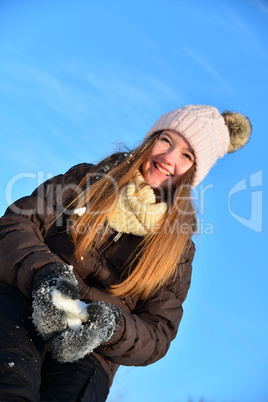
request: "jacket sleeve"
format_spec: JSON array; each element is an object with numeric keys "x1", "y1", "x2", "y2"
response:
[
  {"x1": 96, "y1": 243, "x2": 195, "y2": 367},
  {"x1": 0, "y1": 163, "x2": 92, "y2": 297}
]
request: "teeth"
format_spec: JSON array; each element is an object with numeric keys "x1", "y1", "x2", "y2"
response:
[{"x1": 155, "y1": 162, "x2": 171, "y2": 176}]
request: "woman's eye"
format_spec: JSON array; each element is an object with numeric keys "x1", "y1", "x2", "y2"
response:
[
  {"x1": 183, "y1": 153, "x2": 193, "y2": 161},
  {"x1": 161, "y1": 137, "x2": 171, "y2": 145}
]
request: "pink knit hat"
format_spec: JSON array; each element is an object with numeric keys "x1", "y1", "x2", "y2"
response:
[{"x1": 145, "y1": 105, "x2": 252, "y2": 187}]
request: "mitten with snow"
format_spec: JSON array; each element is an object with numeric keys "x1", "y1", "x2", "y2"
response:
[
  {"x1": 32, "y1": 262, "x2": 83, "y2": 341},
  {"x1": 49, "y1": 301, "x2": 122, "y2": 363}
]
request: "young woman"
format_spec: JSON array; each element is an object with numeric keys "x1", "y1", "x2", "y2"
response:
[{"x1": 0, "y1": 105, "x2": 251, "y2": 401}]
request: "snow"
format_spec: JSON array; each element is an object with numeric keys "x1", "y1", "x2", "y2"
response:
[
  {"x1": 66, "y1": 316, "x2": 84, "y2": 329},
  {"x1": 51, "y1": 289, "x2": 88, "y2": 330},
  {"x1": 73, "y1": 207, "x2": 86, "y2": 217}
]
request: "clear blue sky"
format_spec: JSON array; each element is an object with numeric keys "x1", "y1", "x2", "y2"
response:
[{"x1": 0, "y1": 1, "x2": 267, "y2": 401}]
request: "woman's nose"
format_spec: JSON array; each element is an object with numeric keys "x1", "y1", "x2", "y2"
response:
[{"x1": 162, "y1": 148, "x2": 177, "y2": 165}]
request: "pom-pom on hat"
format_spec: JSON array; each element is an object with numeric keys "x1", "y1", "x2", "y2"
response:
[{"x1": 144, "y1": 105, "x2": 252, "y2": 187}]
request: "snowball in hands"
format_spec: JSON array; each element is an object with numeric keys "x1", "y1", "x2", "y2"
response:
[
  {"x1": 49, "y1": 302, "x2": 122, "y2": 363},
  {"x1": 32, "y1": 262, "x2": 122, "y2": 363},
  {"x1": 50, "y1": 289, "x2": 88, "y2": 329}
]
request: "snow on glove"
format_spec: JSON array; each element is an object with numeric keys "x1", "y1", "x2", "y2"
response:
[
  {"x1": 32, "y1": 262, "x2": 86, "y2": 341},
  {"x1": 49, "y1": 301, "x2": 122, "y2": 363}
]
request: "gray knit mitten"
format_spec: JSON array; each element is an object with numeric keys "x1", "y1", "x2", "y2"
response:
[{"x1": 32, "y1": 263, "x2": 80, "y2": 341}]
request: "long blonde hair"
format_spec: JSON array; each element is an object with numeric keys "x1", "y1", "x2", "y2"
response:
[{"x1": 70, "y1": 133, "x2": 197, "y2": 300}]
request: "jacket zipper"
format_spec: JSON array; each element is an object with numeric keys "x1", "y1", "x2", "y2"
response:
[
  {"x1": 113, "y1": 232, "x2": 123, "y2": 242},
  {"x1": 99, "y1": 232, "x2": 123, "y2": 256}
]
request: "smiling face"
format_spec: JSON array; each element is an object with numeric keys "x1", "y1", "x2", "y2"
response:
[{"x1": 142, "y1": 130, "x2": 195, "y2": 190}]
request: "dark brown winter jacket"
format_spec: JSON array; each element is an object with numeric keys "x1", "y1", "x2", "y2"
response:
[{"x1": 0, "y1": 162, "x2": 195, "y2": 387}]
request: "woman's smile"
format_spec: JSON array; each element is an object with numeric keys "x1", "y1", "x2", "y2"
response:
[{"x1": 153, "y1": 161, "x2": 172, "y2": 177}]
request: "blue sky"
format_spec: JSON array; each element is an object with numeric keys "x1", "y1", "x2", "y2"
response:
[{"x1": 0, "y1": 1, "x2": 267, "y2": 401}]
